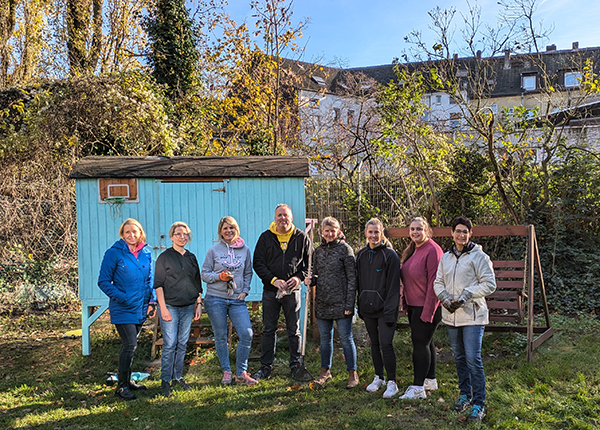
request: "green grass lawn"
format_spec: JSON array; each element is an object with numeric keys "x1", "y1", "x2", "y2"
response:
[{"x1": 0, "y1": 310, "x2": 599, "y2": 429}]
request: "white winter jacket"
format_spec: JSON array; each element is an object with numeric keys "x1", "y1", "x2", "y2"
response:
[{"x1": 433, "y1": 242, "x2": 496, "y2": 327}]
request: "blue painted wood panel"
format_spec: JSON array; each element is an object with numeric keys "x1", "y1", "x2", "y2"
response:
[
  {"x1": 155, "y1": 181, "x2": 225, "y2": 270},
  {"x1": 77, "y1": 177, "x2": 306, "y2": 303},
  {"x1": 77, "y1": 178, "x2": 159, "y2": 302},
  {"x1": 226, "y1": 178, "x2": 307, "y2": 301}
]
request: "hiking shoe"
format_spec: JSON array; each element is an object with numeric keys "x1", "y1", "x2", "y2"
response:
[
  {"x1": 161, "y1": 380, "x2": 171, "y2": 397},
  {"x1": 366, "y1": 375, "x2": 386, "y2": 392},
  {"x1": 237, "y1": 371, "x2": 258, "y2": 386},
  {"x1": 291, "y1": 364, "x2": 314, "y2": 382},
  {"x1": 453, "y1": 394, "x2": 472, "y2": 412},
  {"x1": 400, "y1": 385, "x2": 427, "y2": 399},
  {"x1": 252, "y1": 365, "x2": 272, "y2": 381},
  {"x1": 383, "y1": 380, "x2": 399, "y2": 398},
  {"x1": 221, "y1": 370, "x2": 233, "y2": 385},
  {"x1": 423, "y1": 378, "x2": 438, "y2": 391},
  {"x1": 173, "y1": 378, "x2": 191, "y2": 391},
  {"x1": 467, "y1": 405, "x2": 486, "y2": 423}
]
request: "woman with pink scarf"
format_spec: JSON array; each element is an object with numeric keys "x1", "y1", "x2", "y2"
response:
[{"x1": 201, "y1": 216, "x2": 257, "y2": 386}]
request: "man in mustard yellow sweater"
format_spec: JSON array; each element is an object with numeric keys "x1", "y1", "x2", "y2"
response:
[{"x1": 252, "y1": 204, "x2": 313, "y2": 382}]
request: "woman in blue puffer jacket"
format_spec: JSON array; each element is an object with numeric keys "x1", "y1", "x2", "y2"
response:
[{"x1": 98, "y1": 218, "x2": 155, "y2": 401}]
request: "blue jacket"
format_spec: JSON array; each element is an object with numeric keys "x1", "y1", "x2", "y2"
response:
[{"x1": 98, "y1": 239, "x2": 155, "y2": 324}]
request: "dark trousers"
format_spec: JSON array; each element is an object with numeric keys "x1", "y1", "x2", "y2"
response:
[
  {"x1": 363, "y1": 316, "x2": 397, "y2": 381},
  {"x1": 260, "y1": 289, "x2": 302, "y2": 368},
  {"x1": 407, "y1": 306, "x2": 442, "y2": 386},
  {"x1": 115, "y1": 323, "x2": 143, "y2": 374}
]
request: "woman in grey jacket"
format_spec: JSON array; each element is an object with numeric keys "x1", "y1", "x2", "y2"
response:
[
  {"x1": 201, "y1": 216, "x2": 256, "y2": 386},
  {"x1": 433, "y1": 216, "x2": 496, "y2": 423},
  {"x1": 305, "y1": 217, "x2": 358, "y2": 388}
]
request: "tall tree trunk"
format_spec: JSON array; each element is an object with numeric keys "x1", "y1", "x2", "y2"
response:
[
  {"x1": 67, "y1": 0, "x2": 102, "y2": 75},
  {"x1": 0, "y1": 0, "x2": 19, "y2": 88}
]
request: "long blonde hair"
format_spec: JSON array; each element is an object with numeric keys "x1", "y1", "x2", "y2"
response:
[
  {"x1": 401, "y1": 217, "x2": 431, "y2": 263},
  {"x1": 218, "y1": 216, "x2": 240, "y2": 242},
  {"x1": 365, "y1": 218, "x2": 391, "y2": 247}
]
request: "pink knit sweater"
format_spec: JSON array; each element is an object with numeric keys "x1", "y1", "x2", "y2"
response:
[{"x1": 400, "y1": 239, "x2": 443, "y2": 323}]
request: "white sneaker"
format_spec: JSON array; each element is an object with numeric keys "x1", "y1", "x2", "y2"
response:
[
  {"x1": 400, "y1": 385, "x2": 427, "y2": 399},
  {"x1": 383, "y1": 380, "x2": 399, "y2": 398},
  {"x1": 423, "y1": 378, "x2": 438, "y2": 391},
  {"x1": 366, "y1": 375, "x2": 386, "y2": 392}
]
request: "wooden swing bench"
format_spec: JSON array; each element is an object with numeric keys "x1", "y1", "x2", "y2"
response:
[{"x1": 389, "y1": 224, "x2": 554, "y2": 361}]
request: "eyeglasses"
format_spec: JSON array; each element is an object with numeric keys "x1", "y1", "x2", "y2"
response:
[
  {"x1": 173, "y1": 233, "x2": 189, "y2": 238},
  {"x1": 453, "y1": 229, "x2": 470, "y2": 236}
]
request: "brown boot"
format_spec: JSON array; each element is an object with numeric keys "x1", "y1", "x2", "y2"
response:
[
  {"x1": 346, "y1": 369, "x2": 359, "y2": 389},
  {"x1": 315, "y1": 367, "x2": 332, "y2": 384}
]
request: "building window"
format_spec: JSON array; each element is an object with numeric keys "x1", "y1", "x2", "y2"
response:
[
  {"x1": 436, "y1": 95, "x2": 442, "y2": 104},
  {"x1": 333, "y1": 108, "x2": 341, "y2": 122},
  {"x1": 565, "y1": 71, "x2": 581, "y2": 88},
  {"x1": 522, "y1": 74, "x2": 536, "y2": 91}
]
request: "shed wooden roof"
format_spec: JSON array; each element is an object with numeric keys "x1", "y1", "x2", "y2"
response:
[{"x1": 69, "y1": 156, "x2": 310, "y2": 179}]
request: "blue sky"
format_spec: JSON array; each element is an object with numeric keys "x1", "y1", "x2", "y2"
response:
[{"x1": 218, "y1": 0, "x2": 600, "y2": 68}]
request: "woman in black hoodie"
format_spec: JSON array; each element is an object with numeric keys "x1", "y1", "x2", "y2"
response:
[{"x1": 356, "y1": 218, "x2": 401, "y2": 399}]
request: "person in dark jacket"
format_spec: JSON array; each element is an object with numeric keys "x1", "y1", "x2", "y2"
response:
[
  {"x1": 305, "y1": 217, "x2": 358, "y2": 388},
  {"x1": 154, "y1": 221, "x2": 203, "y2": 397},
  {"x1": 98, "y1": 218, "x2": 155, "y2": 401},
  {"x1": 356, "y1": 218, "x2": 401, "y2": 399},
  {"x1": 251, "y1": 204, "x2": 314, "y2": 382}
]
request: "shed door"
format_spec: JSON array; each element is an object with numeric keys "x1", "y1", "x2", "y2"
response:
[{"x1": 155, "y1": 181, "x2": 226, "y2": 270}]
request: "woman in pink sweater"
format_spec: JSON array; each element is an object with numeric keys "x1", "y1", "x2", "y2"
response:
[{"x1": 399, "y1": 217, "x2": 444, "y2": 400}]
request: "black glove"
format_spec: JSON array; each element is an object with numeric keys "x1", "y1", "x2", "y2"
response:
[
  {"x1": 385, "y1": 321, "x2": 395, "y2": 327},
  {"x1": 448, "y1": 299, "x2": 465, "y2": 313}
]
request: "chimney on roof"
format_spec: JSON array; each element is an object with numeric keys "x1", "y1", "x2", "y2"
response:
[
  {"x1": 453, "y1": 53, "x2": 458, "y2": 61},
  {"x1": 503, "y1": 49, "x2": 511, "y2": 70},
  {"x1": 546, "y1": 44, "x2": 556, "y2": 52},
  {"x1": 476, "y1": 50, "x2": 482, "y2": 60},
  {"x1": 573, "y1": 41, "x2": 579, "y2": 50}
]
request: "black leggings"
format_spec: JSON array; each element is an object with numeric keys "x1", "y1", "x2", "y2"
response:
[
  {"x1": 407, "y1": 306, "x2": 442, "y2": 386},
  {"x1": 363, "y1": 316, "x2": 397, "y2": 381},
  {"x1": 115, "y1": 323, "x2": 143, "y2": 374}
]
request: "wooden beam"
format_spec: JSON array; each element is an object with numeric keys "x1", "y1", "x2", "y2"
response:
[{"x1": 388, "y1": 225, "x2": 528, "y2": 238}]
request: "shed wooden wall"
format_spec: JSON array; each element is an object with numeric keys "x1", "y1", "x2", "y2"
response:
[{"x1": 76, "y1": 177, "x2": 306, "y2": 303}]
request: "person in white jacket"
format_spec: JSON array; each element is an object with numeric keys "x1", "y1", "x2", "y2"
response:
[{"x1": 433, "y1": 216, "x2": 496, "y2": 424}]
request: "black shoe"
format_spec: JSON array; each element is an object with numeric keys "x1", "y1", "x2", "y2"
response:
[
  {"x1": 161, "y1": 380, "x2": 171, "y2": 397},
  {"x1": 252, "y1": 365, "x2": 272, "y2": 381},
  {"x1": 291, "y1": 365, "x2": 314, "y2": 382},
  {"x1": 173, "y1": 378, "x2": 191, "y2": 391},
  {"x1": 128, "y1": 372, "x2": 147, "y2": 390},
  {"x1": 115, "y1": 380, "x2": 136, "y2": 400},
  {"x1": 115, "y1": 372, "x2": 136, "y2": 400}
]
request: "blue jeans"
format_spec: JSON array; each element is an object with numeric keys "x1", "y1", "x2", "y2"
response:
[
  {"x1": 159, "y1": 303, "x2": 195, "y2": 382},
  {"x1": 317, "y1": 317, "x2": 357, "y2": 371},
  {"x1": 204, "y1": 295, "x2": 254, "y2": 376},
  {"x1": 260, "y1": 289, "x2": 302, "y2": 368},
  {"x1": 447, "y1": 324, "x2": 486, "y2": 407}
]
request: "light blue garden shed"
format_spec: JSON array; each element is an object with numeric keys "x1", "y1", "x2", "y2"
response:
[{"x1": 70, "y1": 156, "x2": 310, "y2": 355}]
